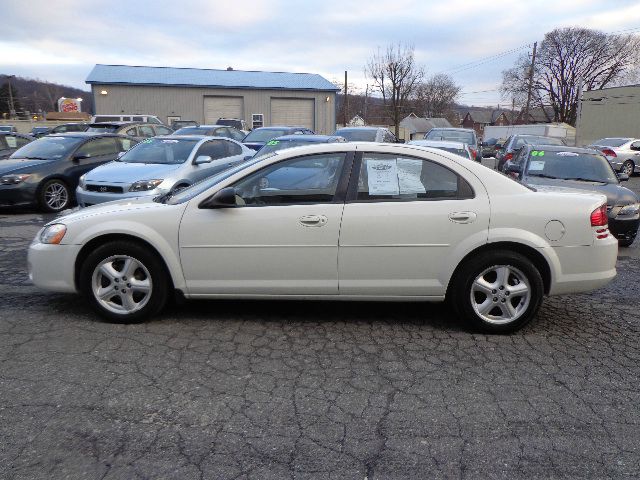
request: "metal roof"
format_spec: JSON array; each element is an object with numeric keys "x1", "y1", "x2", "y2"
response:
[{"x1": 86, "y1": 64, "x2": 339, "y2": 92}]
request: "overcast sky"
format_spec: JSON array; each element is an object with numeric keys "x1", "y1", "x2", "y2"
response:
[{"x1": 1, "y1": 0, "x2": 639, "y2": 107}]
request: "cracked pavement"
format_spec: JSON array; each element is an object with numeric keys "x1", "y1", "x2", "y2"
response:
[{"x1": 1, "y1": 177, "x2": 640, "y2": 479}]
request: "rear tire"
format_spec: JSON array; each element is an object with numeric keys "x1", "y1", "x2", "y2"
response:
[
  {"x1": 448, "y1": 250, "x2": 544, "y2": 334},
  {"x1": 622, "y1": 160, "x2": 634, "y2": 177},
  {"x1": 618, "y1": 237, "x2": 634, "y2": 248},
  {"x1": 79, "y1": 240, "x2": 169, "y2": 323}
]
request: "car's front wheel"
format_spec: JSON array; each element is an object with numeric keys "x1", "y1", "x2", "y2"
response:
[
  {"x1": 79, "y1": 240, "x2": 169, "y2": 323},
  {"x1": 39, "y1": 179, "x2": 71, "y2": 212},
  {"x1": 449, "y1": 250, "x2": 544, "y2": 333}
]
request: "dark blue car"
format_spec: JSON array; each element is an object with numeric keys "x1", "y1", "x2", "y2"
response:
[
  {"x1": 242, "y1": 126, "x2": 314, "y2": 151},
  {"x1": 254, "y1": 134, "x2": 345, "y2": 157}
]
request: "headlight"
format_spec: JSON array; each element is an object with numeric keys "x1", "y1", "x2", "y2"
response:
[
  {"x1": 1, "y1": 174, "x2": 31, "y2": 185},
  {"x1": 39, "y1": 224, "x2": 67, "y2": 244},
  {"x1": 618, "y1": 203, "x2": 640, "y2": 216},
  {"x1": 78, "y1": 174, "x2": 86, "y2": 189},
  {"x1": 129, "y1": 179, "x2": 163, "y2": 192}
]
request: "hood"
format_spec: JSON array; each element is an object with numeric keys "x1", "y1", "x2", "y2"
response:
[
  {"x1": 49, "y1": 196, "x2": 178, "y2": 226},
  {"x1": 85, "y1": 161, "x2": 182, "y2": 183},
  {"x1": 525, "y1": 176, "x2": 638, "y2": 206},
  {"x1": 0, "y1": 158, "x2": 55, "y2": 175}
]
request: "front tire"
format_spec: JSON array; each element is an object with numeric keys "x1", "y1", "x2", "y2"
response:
[
  {"x1": 39, "y1": 179, "x2": 71, "y2": 212},
  {"x1": 448, "y1": 250, "x2": 544, "y2": 333},
  {"x1": 79, "y1": 241, "x2": 169, "y2": 323}
]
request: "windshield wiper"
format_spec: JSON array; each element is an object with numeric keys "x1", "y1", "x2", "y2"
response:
[
  {"x1": 22, "y1": 156, "x2": 49, "y2": 160},
  {"x1": 527, "y1": 173, "x2": 558, "y2": 179},
  {"x1": 561, "y1": 177, "x2": 606, "y2": 183}
]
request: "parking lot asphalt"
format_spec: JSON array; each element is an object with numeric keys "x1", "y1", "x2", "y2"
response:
[{"x1": 1, "y1": 170, "x2": 640, "y2": 479}]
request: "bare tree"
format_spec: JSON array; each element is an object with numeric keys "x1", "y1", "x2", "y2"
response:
[
  {"x1": 365, "y1": 43, "x2": 424, "y2": 136},
  {"x1": 414, "y1": 74, "x2": 461, "y2": 118},
  {"x1": 501, "y1": 27, "x2": 640, "y2": 125}
]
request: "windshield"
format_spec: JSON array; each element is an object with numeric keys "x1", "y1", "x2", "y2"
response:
[
  {"x1": 334, "y1": 129, "x2": 377, "y2": 141},
  {"x1": 255, "y1": 139, "x2": 320, "y2": 157},
  {"x1": 165, "y1": 155, "x2": 270, "y2": 205},
  {"x1": 173, "y1": 127, "x2": 213, "y2": 136},
  {"x1": 87, "y1": 125, "x2": 119, "y2": 133},
  {"x1": 525, "y1": 150, "x2": 618, "y2": 183},
  {"x1": 244, "y1": 129, "x2": 291, "y2": 142},
  {"x1": 0, "y1": 126, "x2": 13, "y2": 132},
  {"x1": 426, "y1": 129, "x2": 475, "y2": 144},
  {"x1": 591, "y1": 138, "x2": 631, "y2": 147},
  {"x1": 8, "y1": 136, "x2": 81, "y2": 160},
  {"x1": 433, "y1": 147, "x2": 470, "y2": 158},
  {"x1": 120, "y1": 138, "x2": 199, "y2": 164}
]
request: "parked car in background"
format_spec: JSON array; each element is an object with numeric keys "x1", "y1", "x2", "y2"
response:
[
  {"x1": 29, "y1": 142, "x2": 618, "y2": 334},
  {"x1": 496, "y1": 134, "x2": 565, "y2": 171},
  {"x1": 172, "y1": 124, "x2": 246, "y2": 142},
  {"x1": 254, "y1": 134, "x2": 346, "y2": 157},
  {"x1": 503, "y1": 144, "x2": 639, "y2": 246},
  {"x1": 0, "y1": 125, "x2": 17, "y2": 133},
  {"x1": 76, "y1": 136, "x2": 254, "y2": 207},
  {"x1": 0, "y1": 132, "x2": 34, "y2": 159},
  {"x1": 30, "y1": 127, "x2": 52, "y2": 138},
  {"x1": 424, "y1": 128, "x2": 480, "y2": 161},
  {"x1": 170, "y1": 120, "x2": 199, "y2": 130},
  {"x1": 86, "y1": 122, "x2": 173, "y2": 141},
  {"x1": 91, "y1": 114, "x2": 163, "y2": 125},
  {"x1": 243, "y1": 126, "x2": 314, "y2": 151},
  {"x1": 588, "y1": 138, "x2": 640, "y2": 176},
  {"x1": 334, "y1": 126, "x2": 398, "y2": 143},
  {"x1": 0, "y1": 133, "x2": 136, "y2": 212},
  {"x1": 408, "y1": 140, "x2": 474, "y2": 160},
  {"x1": 216, "y1": 118, "x2": 248, "y2": 133},
  {"x1": 481, "y1": 137, "x2": 506, "y2": 158},
  {"x1": 49, "y1": 123, "x2": 90, "y2": 134}
]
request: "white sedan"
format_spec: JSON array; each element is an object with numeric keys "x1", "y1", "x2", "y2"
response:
[{"x1": 28, "y1": 143, "x2": 618, "y2": 333}]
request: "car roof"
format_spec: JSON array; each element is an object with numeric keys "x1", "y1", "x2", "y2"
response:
[
  {"x1": 272, "y1": 134, "x2": 344, "y2": 142},
  {"x1": 254, "y1": 126, "x2": 308, "y2": 130},
  {"x1": 410, "y1": 140, "x2": 467, "y2": 148},
  {"x1": 88, "y1": 121, "x2": 149, "y2": 127},
  {"x1": 48, "y1": 132, "x2": 129, "y2": 138},
  {"x1": 335, "y1": 126, "x2": 382, "y2": 131},
  {"x1": 429, "y1": 128, "x2": 474, "y2": 133},
  {"x1": 177, "y1": 125, "x2": 224, "y2": 129},
  {"x1": 0, "y1": 132, "x2": 32, "y2": 137}
]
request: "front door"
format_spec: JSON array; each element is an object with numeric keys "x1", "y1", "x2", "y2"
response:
[
  {"x1": 66, "y1": 137, "x2": 121, "y2": 185},
  {"x1": 179, "y1": 152, "x2": 351, "y2": 295},
  {"x1": 338, "y1": 151, "x2": 490, "y2": 297}
]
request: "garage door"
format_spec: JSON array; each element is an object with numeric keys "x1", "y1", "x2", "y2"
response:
[
  {"x1": 204, "y1": 96, "x2": 244, "y2": 124},
  {"x1": 271, "y1": 98, "x2": 315, "y2": 130}
]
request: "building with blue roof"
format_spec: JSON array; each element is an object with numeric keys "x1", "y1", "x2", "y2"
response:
[{"x1": 86, "y1": 64, "x2": 339, "y2": 133}]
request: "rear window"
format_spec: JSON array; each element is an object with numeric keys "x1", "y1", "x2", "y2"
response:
[
  {"x1": 514, "y1": 136, "x2": 564, "y2": 148},
  {"x1": 525, "y1": 149, "x2": 618, "y2": 183},
  {"x1": 87, "y1": 124, "x2": 119, "y2": 133},
  {"x1": 173, "y1": 127, "x2": 213, "y2": 136},
  {"x1": 244, "y1": 128, "x2": 290, "y2": 142},
  {"x1": 425, "y1": 129, "x2": 475, "y2": 145}
]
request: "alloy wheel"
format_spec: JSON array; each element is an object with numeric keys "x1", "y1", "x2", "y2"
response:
[
  {"x1": 470, "y1": 264, "x2": 531, "y2": 325},
  {"x1": 44, "y1": 182, "x2": 69, "y2": 210},
  {"x1": 91, "y1": 255, "x2": 152, "y2": 314}
]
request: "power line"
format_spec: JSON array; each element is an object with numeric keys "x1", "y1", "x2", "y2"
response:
[{"x1": 436, "y1": 44, "x2": 531, "y2": 75}]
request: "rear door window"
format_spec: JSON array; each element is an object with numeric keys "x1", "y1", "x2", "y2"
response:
[{"x1": 75, "y1": 137, "x2": 119, "y2": 157}]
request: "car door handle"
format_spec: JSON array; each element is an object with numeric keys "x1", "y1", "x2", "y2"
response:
[
  {"x1": 449, "y1": 211, "x2": 477, "y2": 224},
  {"x1": 299, "y1": 215, "x2": 328, "y2": 227}
]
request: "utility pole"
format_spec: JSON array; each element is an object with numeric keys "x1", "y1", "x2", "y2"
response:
[
  {"x1": 363, "y1": 84, "x2": 369, "y2": 125},
  {"x1": 343, "y1": 71, "x2": 348, "y2": 127},
  {"x1": 524, "y1": 42, "x2": 537, "y2": 122},
  {"x1": 4, "y1": 75, "x2": 16, "y2": 119}
]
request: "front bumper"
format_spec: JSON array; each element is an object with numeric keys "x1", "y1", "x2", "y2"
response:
[
  {"x1": 28, "y1": 241, "x2": 82, "y2": 293},
  {"x1": 76, "y1": 186, "x2": 163, "y2": 207},
  {"x1": 0, "y1": 182, "x2": 37, "y2": 207}
]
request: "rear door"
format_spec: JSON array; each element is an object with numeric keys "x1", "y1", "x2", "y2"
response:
[{"x1": 338, "y1": 150, "x2": 490, "y2": 297}]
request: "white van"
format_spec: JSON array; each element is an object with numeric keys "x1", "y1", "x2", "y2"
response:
[{"x1": 91, "y1": 114, "x2": 163, "y2": 125}]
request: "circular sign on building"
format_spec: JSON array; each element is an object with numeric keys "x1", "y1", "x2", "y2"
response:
[{"x1": 57, "y1": 97, "x2": 82, "y2": 113}]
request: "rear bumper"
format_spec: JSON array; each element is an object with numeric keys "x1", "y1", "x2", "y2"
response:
[{"x1": 546, "y1": 237, "x2": 618, "y2": 295}]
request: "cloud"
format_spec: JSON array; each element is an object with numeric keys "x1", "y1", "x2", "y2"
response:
[{"x1": 0, "y1": 0, "x2": 638, "y2": 104}]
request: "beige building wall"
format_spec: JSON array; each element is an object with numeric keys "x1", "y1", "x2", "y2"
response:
[
  {"x1": 576, "y1": 86, "x2": 640, "y2": 146},
  {"x1": 91, "y1": 84, "x2": 336, "y2": 134}
]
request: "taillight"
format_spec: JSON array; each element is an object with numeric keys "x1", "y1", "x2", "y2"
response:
[
  {"x1": 504, "y1": 152, "x2": 513, "y2": 161},
  {"x1": 601, "y1": 148, "x2": 617, "y2": 158},
  {"x1": 470, "y1": 147, "x2": 477, "y2": 158},
  {"x1": 590, "y1": 204, "x2": 608, "y2": 227}
]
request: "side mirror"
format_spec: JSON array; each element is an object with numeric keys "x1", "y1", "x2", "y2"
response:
[
  {"x1": 194, "y1": 155, "x2": 212, "y2": 165},
  {"x1": 73, "y1": 153, "x2": 90, "y2": 161},
  {"x1": 199, "y1": 187, "x2": 237, "y2": 209},
  {"x1": 617, "y1": 172, "x2": 630, "y2": 181},
  {"x1": 117, "y1": 151, "x2": 125, "y2": 159},
  {"x1": 631, "y1": 144, "x2": 640, "y2": 151}
]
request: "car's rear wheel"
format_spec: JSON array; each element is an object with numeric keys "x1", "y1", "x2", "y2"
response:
[
  {"x1": 622, "y1": 160, "x2": 634, "y2": 177},
  {"x1": 79, "y1": 241, "x2": 169, "y2": 323},
  {"x1": 449, "y1": 250, "x2": 544, "y2": 333},
  {"x1": 39, "y1": 179, "x2": 71, "y2": 212}
]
